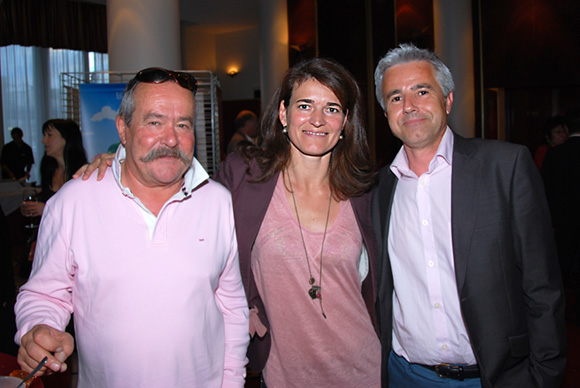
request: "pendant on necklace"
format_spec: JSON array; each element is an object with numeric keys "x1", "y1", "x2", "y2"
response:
[{"x1": 309, "y1": 285, "x2": 321, "y2": 300}]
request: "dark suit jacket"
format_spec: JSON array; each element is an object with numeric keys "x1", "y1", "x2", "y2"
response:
[
  {"x1": 372, "y1": 133, "x2": 567, "y2": 388},
  {"x1": 214, "y1": 152, "x2": 379, "y2": 372}
]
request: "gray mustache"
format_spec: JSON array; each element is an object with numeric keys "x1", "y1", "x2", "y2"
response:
[{"x1": 141, "y1": 147, "x2": 191, "y2": 164}]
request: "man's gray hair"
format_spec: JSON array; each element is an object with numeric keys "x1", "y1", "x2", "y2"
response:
[
  {"x1": 374, "y1": 43, "x2": 455, "y2": 111},
  {"x1": 117, "y1": 84, "x2": 138, "y2": 127},
  {"x1": 117, "y1": 72, "x2": 196, "y2": 127}
]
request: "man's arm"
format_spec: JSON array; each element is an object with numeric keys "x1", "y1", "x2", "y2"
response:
[
  {"x1": 1, "y1": 145, "x2": 17, "y2": 179},
  {"x1": 15, "y1": 201, "x2": 76, "y2": 375},
  {"x1": 1, "y1": 163, "x2": 15, "y2": 179},
  {"x1": 24, "y1": 163, "x2": 32, "y2": 180},
  {"x1": 511, "y1": 146, "x2": 567, "y2": 387},
  {"x1": 214, "y1": 205, "x2": 249, "y2": 388},
  {"x1": 25, "y1": 145, "x2": 34, "y2": 180}
]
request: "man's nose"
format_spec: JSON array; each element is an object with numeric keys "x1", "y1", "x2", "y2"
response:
[
  {"x1": 403, "y1": 96, "x2": 417, "y2": 113},
  {"x1": 160, "y1": 125, "x2": 178, "y2": 147}
]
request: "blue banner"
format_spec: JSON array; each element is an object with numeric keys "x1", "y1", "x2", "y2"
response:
[{"x1": 79, "y1": 83, "x2": 126, "y2": 160}]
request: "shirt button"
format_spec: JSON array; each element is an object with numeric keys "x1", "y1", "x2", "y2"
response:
[
  {"x1": 442, "y1": 344, "x2": 448, "y2": 350},
  {"x1": 422, "y1": 220, "x2": 428, "y2": 226},
  {"x1": 428, "y1": 260, "x2": 435, "y2": 267},
  {"x1": 434, "y1": 302, "x2": 440, "y2": 308}
]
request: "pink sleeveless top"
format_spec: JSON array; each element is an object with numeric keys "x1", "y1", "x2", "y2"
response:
[{"x1": 251, "y1": 175, "x2": 380, "y2": 387}]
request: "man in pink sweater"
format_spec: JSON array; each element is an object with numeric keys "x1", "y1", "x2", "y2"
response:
[{"x1": 14, "y1": 68, "x2": 249, "y2": 387}]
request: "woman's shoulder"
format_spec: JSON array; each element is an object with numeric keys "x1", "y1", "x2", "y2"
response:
[
  {"x1": 221, "y1": 152, "x2": 250, "y2": 172},
  {"x1": 213, "y1": 152, "x2": 262, "y2": 190}
]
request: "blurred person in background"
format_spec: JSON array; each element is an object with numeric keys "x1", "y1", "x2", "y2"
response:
[
  {"x1": 542, "y1": 108, "x2": 580, "y2": 294},
  {"x1": 1, "y1": 127, "x2": 34, "y2": 181},
  {"x1": 19, "y1": 119, "x2": 88, "y2": 277},
  {"x1": 534, "y1": 115, "x2": 568, "y2": 170},
  {"x1": 226, "y1": 110, "x2": 259, "y2": 154}
]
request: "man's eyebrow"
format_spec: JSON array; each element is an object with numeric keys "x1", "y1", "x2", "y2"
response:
[
  {"x1": 411, "y1": 83, "x2": 433, "y2": 91},
  {"x1": 177, "y1": 116, "x2": 194, "y2": 124},
  {"x1": 384, "y1": 89, "x2": 401, "y2": 100},
  {"x1": 384, "y1": 83, "x2": 434, "y2": 100},
  {"x1": 143, "y1": 112, "x2": 166, "y2": 121},
  {"x1": 143, "y1": 112, "x2": 193, "y2": 124}
]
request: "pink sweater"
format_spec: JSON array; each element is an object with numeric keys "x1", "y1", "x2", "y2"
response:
[{"x1": 15, "y1": 156, "x2": 249, "y2": 388}]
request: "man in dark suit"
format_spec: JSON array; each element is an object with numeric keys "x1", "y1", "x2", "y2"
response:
[{"x1": 372, "y1": 43, "x2": 566, "y2": 387}]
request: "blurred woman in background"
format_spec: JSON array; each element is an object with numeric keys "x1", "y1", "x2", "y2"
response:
[{"x1": 20, "y1": 119, "x2": 87, "y2": 276}]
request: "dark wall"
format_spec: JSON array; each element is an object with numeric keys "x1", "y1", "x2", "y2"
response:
[
  {"x1": 481, "y1": 0, "x2": 580, "y2": 89},
  {"x1": 315, "y1": 0, "x2": 400, "y2": 167},
  {"x1": 480, "y1": 0, "x2": 580, "y2": 152},
  {"x1": 289, "y1": 0, "x2": 580, "y2": 162}
]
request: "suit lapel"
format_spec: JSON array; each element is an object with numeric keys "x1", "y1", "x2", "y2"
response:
[
  {"x1": 374, "y1": 168, "x2": 398, "y2": 299},
  {"x1": 451, "y1": 135, "x2": 481, "y2": 293}
]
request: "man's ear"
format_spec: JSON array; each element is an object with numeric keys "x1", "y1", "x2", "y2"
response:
[
  {"x1": 116, "y1": 116, "x2": 128, "y2": 146},
  {"x1": 445, "y1": 91, "x2": 454, "y2": 115}
]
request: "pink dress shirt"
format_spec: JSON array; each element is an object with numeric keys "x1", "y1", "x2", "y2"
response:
[
  {"x1": 15, "y1": 150, "x2": 249, "y2": 388},
  {"x1": 388, "y1": 128, "x2": 477, "y2": 365}
]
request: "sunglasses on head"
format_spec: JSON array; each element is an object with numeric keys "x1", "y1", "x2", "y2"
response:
[{"x1": 132, "y1": 67, "x2": 198, "y2": 94}]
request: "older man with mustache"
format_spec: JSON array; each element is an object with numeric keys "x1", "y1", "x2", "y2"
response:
[{"x1": 14, "y1": 68, "x2": 249, "y2": 388}]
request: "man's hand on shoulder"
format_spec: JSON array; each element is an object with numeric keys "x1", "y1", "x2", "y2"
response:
[{"x1": 73, "y1": 152, "x2": 115, "y2": 181}]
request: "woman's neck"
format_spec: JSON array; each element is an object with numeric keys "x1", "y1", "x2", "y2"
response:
[
  {"x1": 50, "y1": 165, "x2": 65, "y2": 192},
  {"x1": 287, "y1": 150, "x2": 332, "y2": 190},
  {"x1": 55, "y1": 155, "x2": 65, "y2": 170}
]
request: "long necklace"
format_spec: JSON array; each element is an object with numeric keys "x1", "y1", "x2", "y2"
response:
[{"x1": 287, "y1": 170, "x2": 331, "y2": 319}]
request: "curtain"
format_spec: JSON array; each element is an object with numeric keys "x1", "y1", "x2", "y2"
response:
[
  {"x1": 0, "y1": 0, "x2": 108, "y2": 53},
  {"x1": 1, "y1": 45, "x2": 108, "y2": 183}
]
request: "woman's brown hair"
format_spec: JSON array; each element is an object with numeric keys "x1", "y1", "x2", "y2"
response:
[{"x1": 241, "y1": 57, "x2": 375, "y2": 199}]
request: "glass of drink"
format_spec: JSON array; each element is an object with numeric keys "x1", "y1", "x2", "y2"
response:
[
  {"x1": 22, "y1": 188, "x2": 39, "y2": 229},
  {"x1": 0, "y1": 376, "x2": 24, "y2": 388}
]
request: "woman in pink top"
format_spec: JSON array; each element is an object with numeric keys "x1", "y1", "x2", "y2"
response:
[{"x1": 215, "y1": 58, "x2": 381, "y2": 387}]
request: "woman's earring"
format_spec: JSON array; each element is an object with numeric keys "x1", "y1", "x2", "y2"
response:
[
  {"x1": 339, "y1": 130, "x2": 345, "y2": 140},
  {"x1": 282, "y1": 126, "x2": 288, "y2": 134}
]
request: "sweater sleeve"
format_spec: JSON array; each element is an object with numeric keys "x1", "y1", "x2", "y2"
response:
[
  {"x1": 215, "y1": 197, "x2": 250, "y2": 388},
  {"x1": 14, "y1": 198, "x2": 75, "y2": 343}
]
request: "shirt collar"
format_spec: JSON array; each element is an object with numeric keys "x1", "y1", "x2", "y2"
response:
[
  {"x1": 112, "y1": 145, "x2": 209, "y2": 200},
  {"x1": 390, "y1": 126, "x2": 454, "y2": 178}
]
